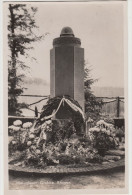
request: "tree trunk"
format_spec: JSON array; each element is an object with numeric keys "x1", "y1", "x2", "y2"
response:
[{"x1": 8, "y1": 4, "x2": 17, "y2": 115}]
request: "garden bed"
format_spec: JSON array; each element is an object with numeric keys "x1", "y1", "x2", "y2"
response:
[
  {"x1": 8, "y1": 118, "x2": 125, "y2": 172},
  {"x1": 9, "y1": 158, "x2": 125, "y2": 176}
]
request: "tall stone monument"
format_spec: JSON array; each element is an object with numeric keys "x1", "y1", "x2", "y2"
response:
[{"x1": 50, "y1": 27, "x2": 84, "y2": 117}]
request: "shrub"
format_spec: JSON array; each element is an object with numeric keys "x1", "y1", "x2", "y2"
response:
[{"x1": 89, "y1": 124, "x2": 117, "y2": 156}]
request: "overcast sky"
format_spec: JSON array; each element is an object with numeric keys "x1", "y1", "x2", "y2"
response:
[{"x1": 6, "y1": 1, "x2": 126, "y2": 90}]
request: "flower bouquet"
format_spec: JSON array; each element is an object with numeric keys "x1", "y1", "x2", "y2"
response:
[{"x1": 89, "y1": 120, "x2": 117, "y2": 156}]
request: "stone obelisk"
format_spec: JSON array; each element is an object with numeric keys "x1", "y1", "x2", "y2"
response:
[{"x1": 50, "y1": 27, "x2": 84, "y2": 111}]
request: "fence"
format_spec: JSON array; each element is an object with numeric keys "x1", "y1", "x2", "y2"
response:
[
  {"x1": 8, "y1": 95, "x2": 125, "y2": 130},
  {"x1": 97, "y1": 96, "x2": 124, "y2": 118},
  {"x1": 10, "y1": 95, "x2": 125, "y2": 118}
]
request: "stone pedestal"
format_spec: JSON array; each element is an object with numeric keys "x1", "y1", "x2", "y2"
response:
[{"x1": 50, "y1": 27, "x2": 84, "y2": 111}]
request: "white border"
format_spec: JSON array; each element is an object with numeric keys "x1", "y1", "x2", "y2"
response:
[
  {"x1": 128, "y1": 0, "x2": 132, "y2": 194},
  {"x1": 0, "y1": 0, "x2": 3, "y2": 195},
  {"x1": 1, "y1": 1, "x2": 132, "y2": 195}
]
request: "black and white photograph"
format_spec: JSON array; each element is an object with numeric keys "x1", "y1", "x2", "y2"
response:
[{"x1": 3, "y1": 0, "x2": 128, "y2": 194}]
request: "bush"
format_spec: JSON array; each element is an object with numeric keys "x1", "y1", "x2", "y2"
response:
[{"x1": 89, "y1": 125, "x2": 117, "y2": 156}]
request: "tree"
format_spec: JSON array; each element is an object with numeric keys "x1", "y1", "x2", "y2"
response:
[
  {"x1": 84, "y1": 62, "x2": 103, "y2": 120},
  {"x1": 8, "y1": 4, "x2": 46, "y2": 115}
]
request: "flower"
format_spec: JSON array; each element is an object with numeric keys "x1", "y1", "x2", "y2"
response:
[
  {"x1": 36, "y1": 149, "x2": 41, "y2": 154},
  {"x1": 23, "y1": 122, "x2": 32, "y2": 129},
  {"x1": 8, "y1": 136, "x2": 14, "y2": 144},
  {"x1": 8, "y1": 125, "x2": 15, "y2": 130},
  {"x1": 30, "y1": 145, "x2": 36, "y2": 150},
  {"x1": 12, "y1": 140, "x2": 17, "y2": 145},
  {"x1": 40, "y1": 130, "x2": 47, "y2": 140},
  {"x1": 89, "y1": 127, "x2": 100, "y2": 132},
  {"x1": 27, "y1": 141, "x2": 32, "y2": 146},
  {"x1": 96, "y1": 120, "x2": 105, "y2": 126},
  {"x1": 13, "y1": 120, "x2": 22, "y2": 126},
  {"x1": 106, "y1": 130, "x2": 111, "y2": 135},
  {"x1": 109, "y1": 125, "x2": 115, "y2": 131},
  {"x1": 41, "y1": 123, "x2": 47, "y2": 130},
  {"x1": 87, "y1": 117, "x2": 93, "y2": 123},
  {"x1": 34, "y1": 137, "x2": 39, "y2": 142},
  {"x1": 97, "y1": 120, "x2": 114, "y2": 129},
  {"x1": 46, "y1": 120, "x2": 51, "y2": 125},
  {"x1": 101, "y1": 128, "x2": 107, "y2": 133},
  {"x1": 109, "y1": 137, "x2": 113, "y2": 142},
  {"x1": 29, "y1": 134, "x2": 35, "y2": 139},
  {"x1": 14, "y1": 126, "x2": 21, "y2": 131},
  {"x1": 9, "y1": 125, "x2": 20, "y2": 131}
]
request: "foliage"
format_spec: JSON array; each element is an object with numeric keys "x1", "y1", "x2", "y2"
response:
[
  {"x1": 57, "y1": 155, "x2": 75, "y2": 165},
  {"x1": 8, "y1": 4, "x2": 46, "y2": 115},
  {"x1": 35, "y1": 95, "x2": 84, "y2": 134},
  {"x1": 9, "y1": 119, "x2": 103, "y2": 166},
  {"x1": 50, "y1": 120, "x2": 75, "y2": 143},
  {"x1": 84, "y1": 62, "x2": 103, "y2": 120},
  {"x1": 89, "y1": 122, "x2": 117, "y2": 156},
  {"x1": 115, "y1": 128, "x2": 124, "y2": 137},
  {"x1": 40, "y1": 95, "x2": 82, "y2": 118},
  {"x1": 8, "y1": 119, "x2": 121, "y2": 168},
  {"x1": 93, "y1": 132, "x2": 114, "y2": 149},
  {"x1": 103, "y1": 117, "x2": 114, "y2": 125}
]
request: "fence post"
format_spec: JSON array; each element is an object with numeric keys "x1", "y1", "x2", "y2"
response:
[
  {"x1": 35, "y1": 106, "x2": 38, "y2": 117},
  {"x1": 117, "y1": 96, "x2": 120, "y2": 117}
]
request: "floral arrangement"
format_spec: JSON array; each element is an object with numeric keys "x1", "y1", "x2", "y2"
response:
[
  {"x1": 13, "y1": 120, "x2": 22, "y2": 126},
  {"x1": 9, "y1": 125, "x2": 20, "y2": 132},
  {"x1": 9, "y1": 138, "x2": 103, "y2": 167},
  {"x1": 8, "y1": 119, "x2": 120, "y2": 167},
  {"x1": 35, "y1": 95, "x2": 85, "y2": 134},
  {"x1": 88, "y1": 120, "x2": 117, "y2": 156},
  {"x1": 22, "y1": 122, "x2": 33, "y2": 129},
  {"x1": 9, "y1": 121, "x2": 33, "y2": 153},
  {"x1": 9, "y1": 119, "x2": 104, "y2": 167}
]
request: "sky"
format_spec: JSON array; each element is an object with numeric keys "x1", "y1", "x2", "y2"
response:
[{"x1": 5, "y1": 1, "x2": 126, "y2": 93}]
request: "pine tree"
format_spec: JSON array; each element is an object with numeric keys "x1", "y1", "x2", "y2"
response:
[
  {"x1": 84, "y1": 62, "x2": 103, "y2": 120},
  {"x1": 8, "y1": 4, "x2": 45, "y2": 115}
]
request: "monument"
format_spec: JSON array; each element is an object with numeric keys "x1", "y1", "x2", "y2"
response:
[{"x1": 50, "y1": 27, "x2": 84, "y2": 119}]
